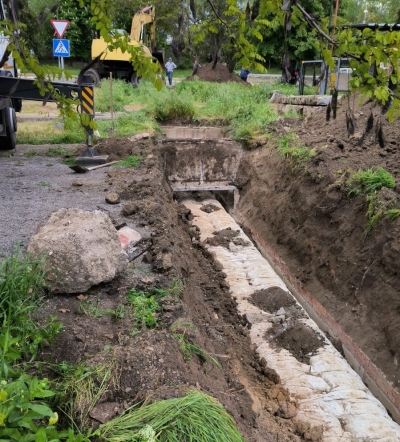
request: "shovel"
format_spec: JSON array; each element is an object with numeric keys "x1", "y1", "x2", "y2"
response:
[{"x1": 69, "y1": 160, "x2": 120, "y2": 173}]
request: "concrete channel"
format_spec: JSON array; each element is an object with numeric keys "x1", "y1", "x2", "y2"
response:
[{"x1": 161, "y1": 126, "x2": 400, "y2": 440}]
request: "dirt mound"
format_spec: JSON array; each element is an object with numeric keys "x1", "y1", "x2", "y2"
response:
[{"x1": 186, "y1": 62, "x2": 247, "y2": 84}]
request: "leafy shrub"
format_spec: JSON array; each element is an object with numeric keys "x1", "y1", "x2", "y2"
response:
[{"x1": 0, "y1": 374, "x2": 88, "y2": 441}]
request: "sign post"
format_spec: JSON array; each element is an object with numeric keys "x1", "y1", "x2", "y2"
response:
[{"x1": 50, "y1": 20, "x2": 70, "y2": 81}]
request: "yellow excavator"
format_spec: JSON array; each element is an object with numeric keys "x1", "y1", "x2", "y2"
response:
[{"x1": 88, "y1": 5, "x2": 164, "y2": 87}]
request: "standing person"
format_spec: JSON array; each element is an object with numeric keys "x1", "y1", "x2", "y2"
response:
[
  {"x1": 240, "y1": 66, "x2": 250, "y2": 82},
  {"x1": 165, "y1": 57, "x2": 177, "y2": 86}
]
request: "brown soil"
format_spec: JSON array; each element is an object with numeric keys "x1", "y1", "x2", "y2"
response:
[
  {"x1": 37, "y1": 139, "x2": 310, "y2": 441},
  {"x1": 268, "y1": 323, "x2": 325, "y2": 365},
  {"x1": 250, "y1": 287, "x2": 297, "y2": 313},
  {"x1": 186, "y1": 62, "x2": 248, "y2": 84},
  {"x1": 237, "y1": 94, "x2": 400, "y2": 391}
]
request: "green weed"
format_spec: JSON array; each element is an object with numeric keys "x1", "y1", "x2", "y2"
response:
[
  {"x1": 126, "y1": 279, "x2": 183, "y2": 332},
  {"x1": 62, "y1": 158, "x2": 77, "y2": 166},
  {"x1": 348, "y1": 167, "x2": 396, "y2": 196},
  {"x1": 151, "y1": 90, "x2": 195, "y2": 121},
  {"x1": 37, "y1": 182, "x2": 50, "y2": 187},
  {"x1": 277, "y1": 134, "x2": 316, "y2": 162},
  {"x1": 126, "y1": 289, "x2": 161, "y2": 330},
  {"x1": 23, "y1": 149, "x2": 39, "y2": 157},
  {"x1": 108, "y1": 305, "x2": 125, "y2": 320},
  {"x1": 386, "y1": 209, "x2": 400, "y2": 222},
  {"x1": 77, "y1": 298, "x2": 106, "y2": 318},
  {"x1": 95, "y1": 78, "x2": 135, "y2": 112},
  {"x1": 172, "y1": 333, "x2": 221, "y2": 368},
  {"x1": 45, "y1": 146, "x2": 70, "y2": 157}
]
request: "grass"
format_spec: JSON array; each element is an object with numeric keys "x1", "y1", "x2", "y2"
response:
[
  {"x1": 96, "y1": 391, "x2": 244, "y2": 442},
  {"x1": 113, "y1": 155, "x2": 144, "y2": 168},
  {"x1": 51, "y1": 361, "x2": 119, "y2": 430},
  {"x1": 276, "y1": 133, "x2": 316, "y2": 162},
  {"x1": 126, "y1": 279, "x2": 183, "y2": 332},
  {"x1": 18, "y1": 76, "x2": 310, "y2": 146},
  {"x1": 78, "y1": 298, "x2": 106, "y2": 318},
  {"x1": 0, "y1": 252, "x2": 62, "y2": 377},
  {"x1": 348, "y1": 167, "x2": 396, "y2": 196}
]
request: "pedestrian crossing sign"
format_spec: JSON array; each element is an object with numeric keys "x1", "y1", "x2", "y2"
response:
[{"x1": 53, "y1": 39, "x2": 70, "y2": 57}]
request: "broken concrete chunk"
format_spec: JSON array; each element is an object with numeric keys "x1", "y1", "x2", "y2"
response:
[
  {"x1": 118, "y1": 226, "x2": 142, "y2": 250},
  {"x1": 128, "y1": 132, "x2": 150, "y2": 142},
  {"x1": 276, "y1": 307, "x2": 286, "y2": 316},
  {"x1": 28, "y1": 208, "x2": 127, "y2": 294}
]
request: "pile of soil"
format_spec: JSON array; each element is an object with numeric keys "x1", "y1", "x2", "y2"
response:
[
  {"x1": 237, "y1": 93, "x2": 400, "y2": 390},
  {"x1": 186, "y1": 62, "x2": 247, "y2": 84},
  {"x1": 35, "y1": 139, "x2": 313, "y2": 442}
]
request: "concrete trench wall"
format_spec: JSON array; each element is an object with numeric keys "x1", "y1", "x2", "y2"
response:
[{"x1": 161, "y1": 130, "x2": 400, "y2": 438}]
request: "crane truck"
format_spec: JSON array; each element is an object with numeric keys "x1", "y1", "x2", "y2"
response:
[
  {"x1": 0, "y1": 0, "x2": 95, "y2": 150},
  {"x1": 87, "y1": 5, "x2": 164, "y2": 87}
]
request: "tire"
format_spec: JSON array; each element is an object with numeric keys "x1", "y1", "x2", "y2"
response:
[
  {"x1": 85, "y1": 68, "x2": 101, "y2": 87},
  {"x1": 1, "y1": 107, "x2": 17, "y2": 150},
  {"x1": 130, "y1": 71, "x2": 139, "y2": 88}
]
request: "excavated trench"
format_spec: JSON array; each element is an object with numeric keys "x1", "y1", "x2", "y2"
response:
[{"x1": 160, "y1": 127, "x2": 400, "y2": 440}]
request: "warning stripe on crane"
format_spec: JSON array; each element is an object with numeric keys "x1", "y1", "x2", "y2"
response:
[{"x1": 81, "y1": 86, "x2": 94, "y2": 115}]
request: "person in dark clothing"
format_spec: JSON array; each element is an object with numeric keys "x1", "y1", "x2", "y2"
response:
[{"x1": 240, "y1": 66, "x2": 250, "y2": 82}]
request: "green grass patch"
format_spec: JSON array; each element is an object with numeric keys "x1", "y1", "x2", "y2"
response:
[
  {"x1": 277, "y1": 134, "x2": 316, "y2": 162},
  {"x1": 95, "y1": 79, "x2": 136, "y2": 112},
  {"x1": 348, "y1": 167, "x2": 396, "y2": 196},
  {"x1": 77, "y1": 298, "x2": 106, "y2": 318},
  {"x1": 386, "y1": 209, "x2": 400, "y2": 222},
  {"x1": 0, "y1": 252, "x2": 62, "y2": 378},
  {"x1": 96, "y1": 391, "x2": 244, "y2": 442},
  {"x1": 126, "y1": 279, "x2": 183, "y2": 332},
  {"x1": 96, "y1": 112, "x2": 160, "y2": 138},
  {"x1": 113, "y1": 155, "x2": 144, "y2": 168}
]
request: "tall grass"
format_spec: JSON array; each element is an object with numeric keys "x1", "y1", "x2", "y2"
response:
[
  {"x1": 0, "y1": 252, "x2": 62, "y2": 376},
  {"x1": 97, "y1": 391, "x2": 244, "y2": 442}
]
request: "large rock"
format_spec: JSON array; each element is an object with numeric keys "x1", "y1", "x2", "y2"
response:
[{"x1": 28, "y1": 208, "x2": 128, "y2": 294}]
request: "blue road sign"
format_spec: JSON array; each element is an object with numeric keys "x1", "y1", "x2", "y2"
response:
[{"x1": 53, "y1": 39, "x2": 70, "y2": 57}]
